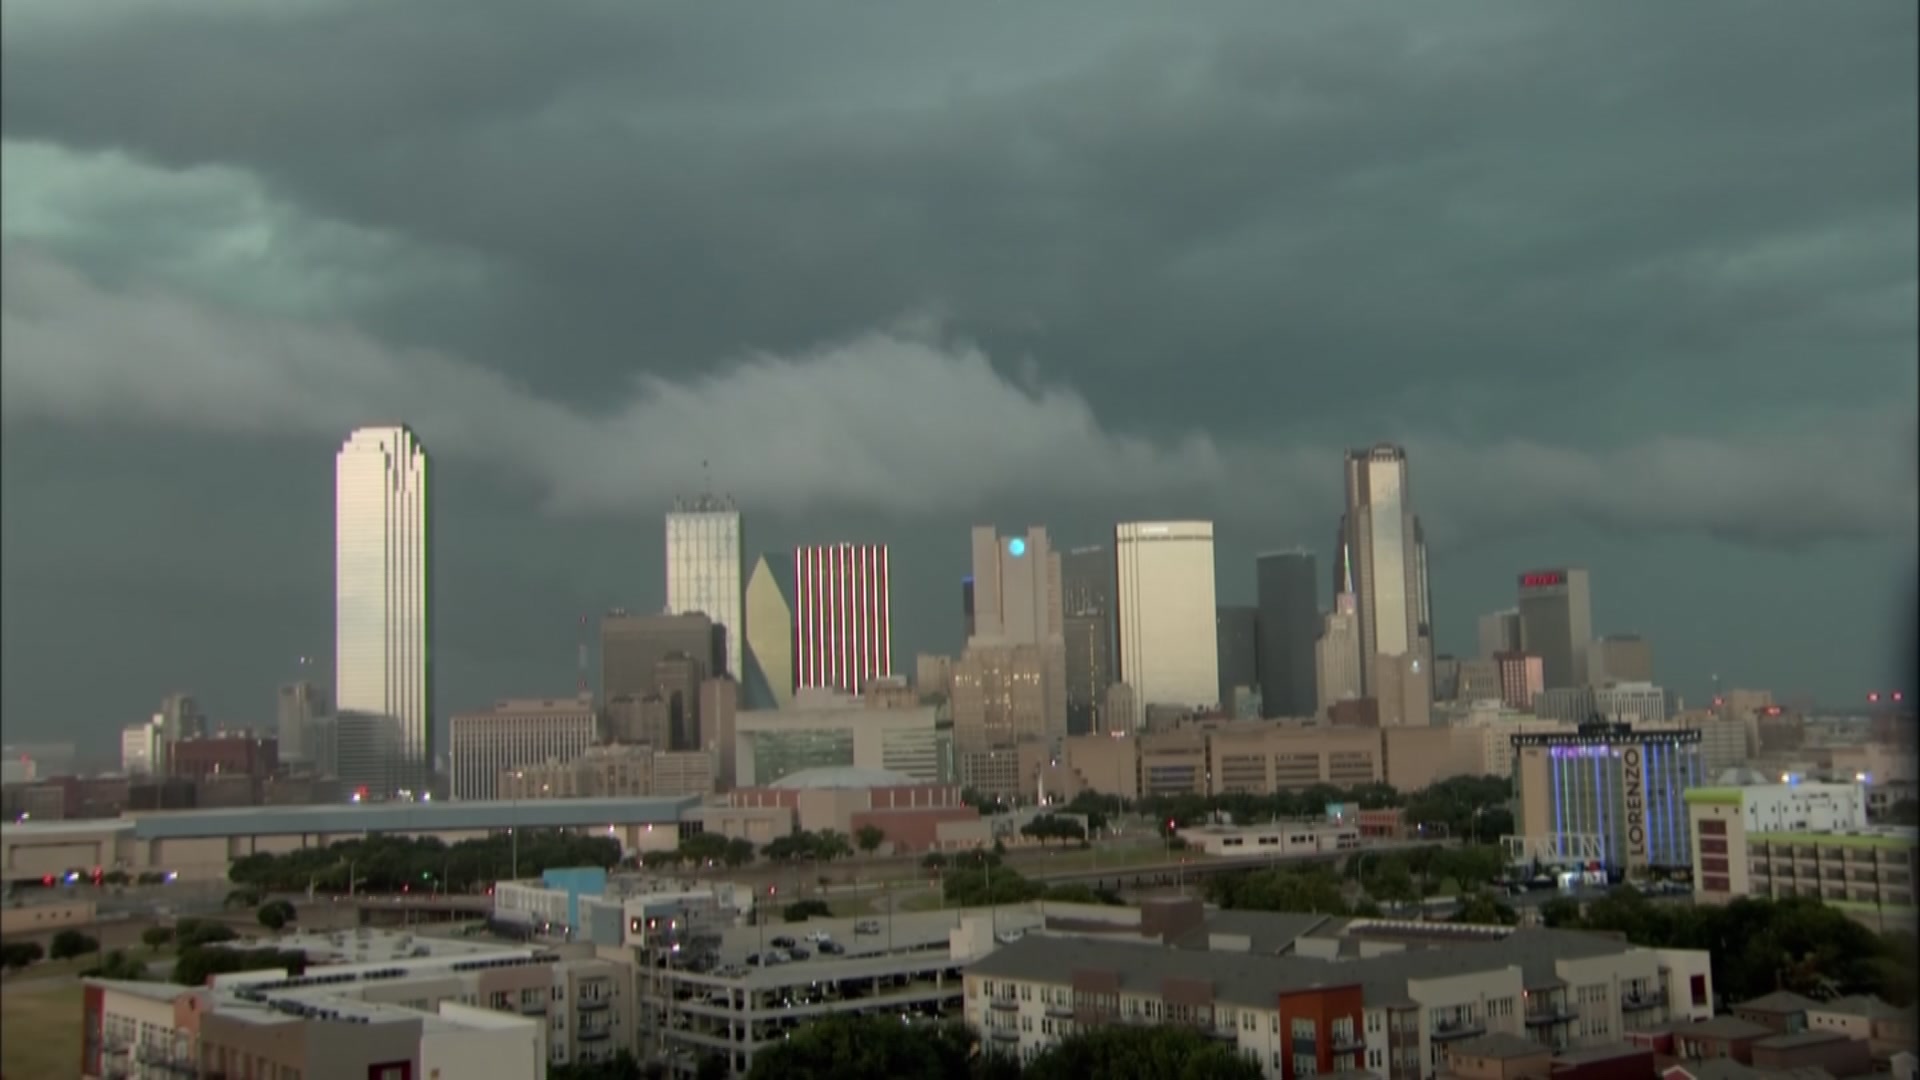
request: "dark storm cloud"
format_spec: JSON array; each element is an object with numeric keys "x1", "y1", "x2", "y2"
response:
[{"x1": 4, "y1": 1, "x2": 1912, "y2": 441}]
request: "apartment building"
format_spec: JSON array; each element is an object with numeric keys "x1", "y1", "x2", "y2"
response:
[
  {"x1": 965, "y1": 921, "x2": 1713, "y2": 1080},
  {"x1": 1684, "y1": 784, "x2": 1916, "y2": 927},
  {"x1": 81, "y1": 976, "x2": 545, "y2": 1080}
]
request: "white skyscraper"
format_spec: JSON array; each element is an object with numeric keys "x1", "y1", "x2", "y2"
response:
[
  {"x1": 1315, "y1": 592, "x2": 1363, "y2": 717},
  {"x1": 335, "y1": 426, "x2": 432, "y2": 795},
  {"x1": 666, "y1": 496, "x2": 743, "y2": 679},
  {"x1": 1114, "y1": 521, "x2": 1219, "y2": 732}
]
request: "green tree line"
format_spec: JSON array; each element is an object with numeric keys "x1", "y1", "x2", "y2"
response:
[
  {"x1": 226, "y1": 831, "x2": 622, "y2": 893},
  {"x1": 746, "y1": 1013, "x2": 1262, "y2": 1080}
]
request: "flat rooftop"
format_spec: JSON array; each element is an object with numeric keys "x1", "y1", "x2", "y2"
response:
[{"x1": 1, "y1": 795, "x2": 700, "y2": 841}]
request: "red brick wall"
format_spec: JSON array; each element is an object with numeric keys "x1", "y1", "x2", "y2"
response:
[
  {"x1": 1277, "y1": 984, "x2": 1367, "y2": 1079},
  {"x1": 849, "y1": 807, "x2": 980, "y2": 852}
]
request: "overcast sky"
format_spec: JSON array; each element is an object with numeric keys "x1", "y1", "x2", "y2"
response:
[{"x1": 3, "y1": 1, "x2": 1914, "y2": 753}]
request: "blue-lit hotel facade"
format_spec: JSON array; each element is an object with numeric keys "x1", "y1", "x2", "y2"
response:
[{"x1": 1512, "y1": 722, "x2": 1704, "y2": 873}]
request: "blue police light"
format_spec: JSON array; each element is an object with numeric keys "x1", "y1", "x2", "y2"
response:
[{"x1": 1008, "y1": 538, "x2": 1026, "y2": 557}]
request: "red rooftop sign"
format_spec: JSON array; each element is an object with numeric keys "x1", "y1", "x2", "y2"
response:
[{"x1": 1519, "y1": 571, "x2": 1565, "y2": 588}]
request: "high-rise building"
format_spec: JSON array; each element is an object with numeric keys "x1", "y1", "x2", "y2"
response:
[
  {"x1": 699, "y1": 677, "x2": 738, "y2": 790},
  {"x1": 1493, "y1": 651, "x2": 1546, "y2": 710},
  {"x1": 334, "y1": 426, "x2": 433, "y2": 795},
  {"x1": 1477, "y1": 609, "x2": 1523, "y2": 660},
  {"x1": 1215, "y1": 605, "x2": 1260, "y2": 710},
  {"x1": 157, "y1": 693, "x2": 207, "y2": 743},
  {"x1": 120, "y1": 718, "x2": 165, "y2": 777},
  {"x1": 1315, "y1": 593, "x2": 1362, "y2": 717},
  {"x1": 963, "y1": 527, "x2": 1068, "y2": 741},
  {"x1": 741, "y1": 553, "x2": 795, "y2": 710},
  {"x1": 1593, "y1": 681, "x2": 1672, "y2": 726},
  {"x1": 276, "y1": 682, "x2": 329, "y2": 765},
  {"x1": 331, "y1": 710, "x2": 402, "y2": 797},
  {"x1": 665, "y1": 496, "x2": 742, "y2": 679},
  {"x1": 1334, "y1": 445, "x2": 1432, "y2": 719},
  {"x1": 1512, "y1": 723, "x2": 1704, "y2": 872},
  {"x1": 793, "y1": 544, "x2": 892, "y2": 695},
  {"x1": 1061, "y1": 546, "x2": 1115, "y2": 735},
  {"x1": 1114, "y1": 521, "x2": 1219, "y2": 730},
  {"x1": 448, "y1": 696, "x2": 598, "y2": 801},
  {"x1": 600, "y1": 611, "x2": 716, "y2": 703},
  {"x1": 1255, "y1": 550, "x2": 1320, "y2": 719},
  {"x1": 1588, "y1": 634, "x2": 1654, "y2": 686},
  {"x1": 652, "y1": 652, "x2": 706, "y2": 750},
  {"x1": 1517, "y1": 567, "x2": 1593, "y2": 690}
]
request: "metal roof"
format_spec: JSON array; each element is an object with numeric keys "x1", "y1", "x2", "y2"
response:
[{"x1": 117, "y1": 795, "x2": 700, "y2": 840}]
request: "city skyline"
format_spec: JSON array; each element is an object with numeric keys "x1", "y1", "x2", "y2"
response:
[{"x1": 1, "y1": 3, "x2": 1914, "y2": 744}]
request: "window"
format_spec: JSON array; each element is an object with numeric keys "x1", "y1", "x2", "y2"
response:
[
  {"x1": 1698, "y1": 820, "x2": 1727, "y2": 836},
  {"x1": 1690, "y1": 975, "x2": 1709, "y2": 1007}
]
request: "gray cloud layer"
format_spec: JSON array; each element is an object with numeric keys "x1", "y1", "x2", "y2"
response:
[{"x1": 6, "y1": 244, "x2": 1910, "y2": 548}]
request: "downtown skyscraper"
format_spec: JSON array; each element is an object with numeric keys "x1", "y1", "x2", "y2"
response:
[
  {"x1": 335, "y1": 426, "x2": 432, "y2": 794},
  {"x1": 1114, "y1": 521, "x2": 1219, "y2": 731},
  {"x1": 1334, "y1": 445, "x2": 1432, "y2": 726},
  {"x1": 666, "y1": 495, "x2": 743, "y2": 679},
  {"x1": 793, "y1": 543, "x2": 892, "y2": 695}
]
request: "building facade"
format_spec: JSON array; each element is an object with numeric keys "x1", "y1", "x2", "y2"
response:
[
  {"x1": 1061, "y1": 545, "x2": 1116, "y2": 736},
  {"x1": 1494, "y1": 653, "x2": 1546, "y2": 711},
  {"x1": 335, "y1": 426, "x2": 433, "y2": 796},
  {"x1": 1217, "y1": 604, "x2": 1262, "y2": 712},
  {"x1": 449, "y1": 697, "x2": 599, "y2": 801},
  {"x1": 793, "y1": 543, "x2": 892, "y2": 695},
  {"x1": 666, "y1": 495, "x2": 743, "y2": 679},
  {"x1": 1517, "y1": 568, "x2": 1593, "y2": 691},
  {"x1": 1316, "y1": 594, "x2": 1363, "y2": 718},
  {"x1": 600, "y1": 610, "x2": 717, "y2": 704},
  {"x1": 963, "y1": 527, "x2": 1068, "y2": 741},
  {"x1": 1588, "y1": 635, "x2": 1654, "y2": 686},
  {"x1": 276, "y1": 681, "x2": 328, "y2": 766},
  {"x1": 741, "y1": 552, "x2": 795, "y2": 709},
  {"x1": 732, "y1": 695, "x2": 944, "y2": 787},
  {"x1": 1335, "y1": 445, "x2": 1432, "y2": 716},
  {"x1": 1256, "y1": 550, "x2": 1320, "y2": 720},
  {"x1": 1478, "y1": 609, "x2": 1523, "y2": 659},
  {"x1": 1115, "y1": 521, "x2": 1219, "y2": 731},
  {"x1": 1512, "y1": 724, "x2": 1704, "y2": 873},
  {"x1": 1685, "y1": 784, "x2": 1916, "y2": 926}
]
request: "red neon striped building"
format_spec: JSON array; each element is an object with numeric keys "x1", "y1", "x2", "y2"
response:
[{"x1": 793, "y1": 544, "x2": 892, "y2": 695}]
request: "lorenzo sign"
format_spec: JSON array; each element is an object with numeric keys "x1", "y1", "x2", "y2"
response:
[
  {"x1": 1519, "y1": 571, "x2": 1566, "y2": 589},
  {"x1": 1622, "y1": 746, "x2": 1646, "y2": 862}
]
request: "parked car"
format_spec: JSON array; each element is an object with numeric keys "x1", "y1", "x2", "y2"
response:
[
  {"x1": 788, "y1": 947, "x2": 811, "y2": 960},
  {"x1": 818, "y1": 941, "x2": 845, "y2": 956},
  {"x1": 771, "y1": 935, "x2": 797, "y2": 949},
  {"x1": 854, "y1": 920, "x2": 881, "y2": 935},
  {"x1": 805, "y1": 930, "x2": 834, "y2": 944}
]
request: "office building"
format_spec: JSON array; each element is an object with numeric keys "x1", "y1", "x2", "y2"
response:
[
  {"x1": 1114, "y1": 521, "x2": 1219, "y2": 730},
  {"x1": 331, "y1": 710, "x2": 403, "y2": 797},
  {"x1": 1061, "y1": 546, "x2": 1116, "y2": 735},
  {"x1": 1534, "y1": 687, "x2": 1598, "y2": 724},
  {"x1": 497, "y1": 743, "x2": 714, "y2": 800},
  {"x1": 1517, "y1": 567, "x2": 1593, "y2": 690},
  {"x1": 449, "y1": 696, "x2": 598, "y2": 801},
  {"x1": 1456, "y1": 658, "x2": 1503, "y2": 703},
  {"x1": 1478, "y1": 609, "x2": 1523, "y2": 659},
  {"x1": 1494, "y1": 652, "x2": 1546, "y2": 710},
  {"x1": 665, "y1": 495, "x2": 742, "y2": 681},
  {"x1": 1511, "y1": 723, "x2": 1704, "y2": 872},
  {"x1": 334, "y1": 426, "x2": 433, "y2": 795},
  {"x1": 793, "y1": 543, "x2": 892, "y2": 695},
  {"x1": 168, "y1": 736, "x2": 278, "y2": 782},
  {"x1": 741, "y1": 552, "x2": 795, "y2": 709},
  {"x1": 968, "y1": 916, "x2": 1714, "y2": 1079},
  {"x1": 733, "y1": 692, "x2": 944, "y2": 787},
  {"x1": 1216, "y1": 604, "x2": 1261, "y2": 712},
  {"x1": 600, "y1": 610, "x2": 716, "y2": 703},
  {"x1": 651, "y1": 652, "x2": 707, "y2": 750},
  {"x1": 1315, "y1": 593, "x2": 1362, "y2": 717},
  {"x1": 1593, "y1": 681, "x2": 1672, "y2": 726},
  {"x1": 1255, "y1": 549, "x2": 1320, "y2": 719},
  {"x1": 276, "y1": 682, "x2": 328, "y2": 765},
  {"x1": 963, "y1": 527, "x2": 1068, "y2": 739},
  {"x1": 1685, "y1": 783, "x2": 1913, "y2": 925},
  {"x1": 119, "y1": 718, "x2": 166, "y2": 778},
  {"x1": 1588, "y1": 634, "x2": 1654, "y2": 686},
  {"x1": 1334, "y1": 444, "x2": 1433, "y2": 718},
  {"x1": 157, "y1": 693, "x2": 207, "y2": 743},
  {"x1": 699, "y1": 677, "x2": 739, "y2": 789},
  {"x1": 1674, "y1": 709, "x2": 1752, "y2": 776},
  {"x1": 950, "y1": 644, "x2": 1057, "y2": 752}
]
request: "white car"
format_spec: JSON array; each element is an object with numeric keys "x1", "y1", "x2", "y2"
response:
[
  {"x1": 805, "y1": 930, "x2": 833, "y2": 944},
  {"x1": 995, "y1": 930, "x2": 1024, "y2": 945}
]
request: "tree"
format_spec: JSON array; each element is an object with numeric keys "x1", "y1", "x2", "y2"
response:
[
  {"x1": 141, "y1": 926, "x2": 175, "y2": 950},
  {"x1": 225, "y1": 887, "x2": 263, "y2": 909},
  {"x1": 744, "y1": 1014, "x2": 1010, "y2": 1080},
  {"x1": 0, "y1": 941, "x2": 44, "y2": 970},
  {"x1": 50, "y1": 929, "x2": 100, "y2": 961},
  {"x1": 922, "y1": 852, "x2": 949, "y2": 870},
  {"x1": 258, "y1": 899, "x2": 298, "y2": 931},
  {"x1": 1452, "y1": 890, "x2": 1519, "y2": 927},
  {"x1": 82, "y1": 949, "x2": 148, "y2": 981},
  {"x1": 855, "y1": 825, "x2": 887, "y2": 857},
  {"x1": 173, "y1": 946, "x2": 307, "y2": 987},
  {"x1": 783, "y1": 899, "x2": 832, "y2": 923},
  {"x1": 1024, "y1": 1023, "x2": 1265, "y2": 1080},
  {"x1": 723, "y1": 838, "x2": 757, "y2": 868},
  {"x1": 174, "y1": 919, "x2": 238, "y2": 949}
]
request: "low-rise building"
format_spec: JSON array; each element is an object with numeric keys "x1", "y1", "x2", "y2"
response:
[
  {"x1": 1684, "y1": 785, "x2": 1916, "y2": 927},
  {"x1": 1175, "y1": 822, "x2": 1361, "y2": 858},
  {"x1": 1809, "y1": 996, "x2": 1919, "y2": 1065}
]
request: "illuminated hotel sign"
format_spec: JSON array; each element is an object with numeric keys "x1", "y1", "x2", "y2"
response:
[
  {"x1": 1623, "y1": 745, "x2": 1647, "y2": 863},
  {"x1": 1519, "y1": 571, "x2": 1566, "y2": 589}
]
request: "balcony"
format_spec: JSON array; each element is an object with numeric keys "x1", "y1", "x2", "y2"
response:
[
  {"x1": 1431, "y1": 1018, "x2": 1486, "y2": 1041},
  {"x1": 1622, "y1": 990, "x2": 1667, "y2": 1012},
  {"x1": 1332, "y1": 1033, "x2": 1367, "y2": 1053},
  {"x1": 990, "y1": 998, "x2": 1018, "y2": 1012},
  {"x1": 1044, "y1": 1005, "x2": 1074, "y2": 1020},
  {"x1": 578, "y1": 1028, "x2": 612, "y2": 1042},
  {"x1": 521, "y1": 999, "x2": 549, "y2": 1015},
  {"x1": 990, "y1": 1028, "x2": 1020, "y2": 1043},
  {"x1": 1525, "y1": 1005, "x2": 1580, "y2": 1026},
  {"x1": 578, "y1": 996, "x2": 611, "y2": 1012}
]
